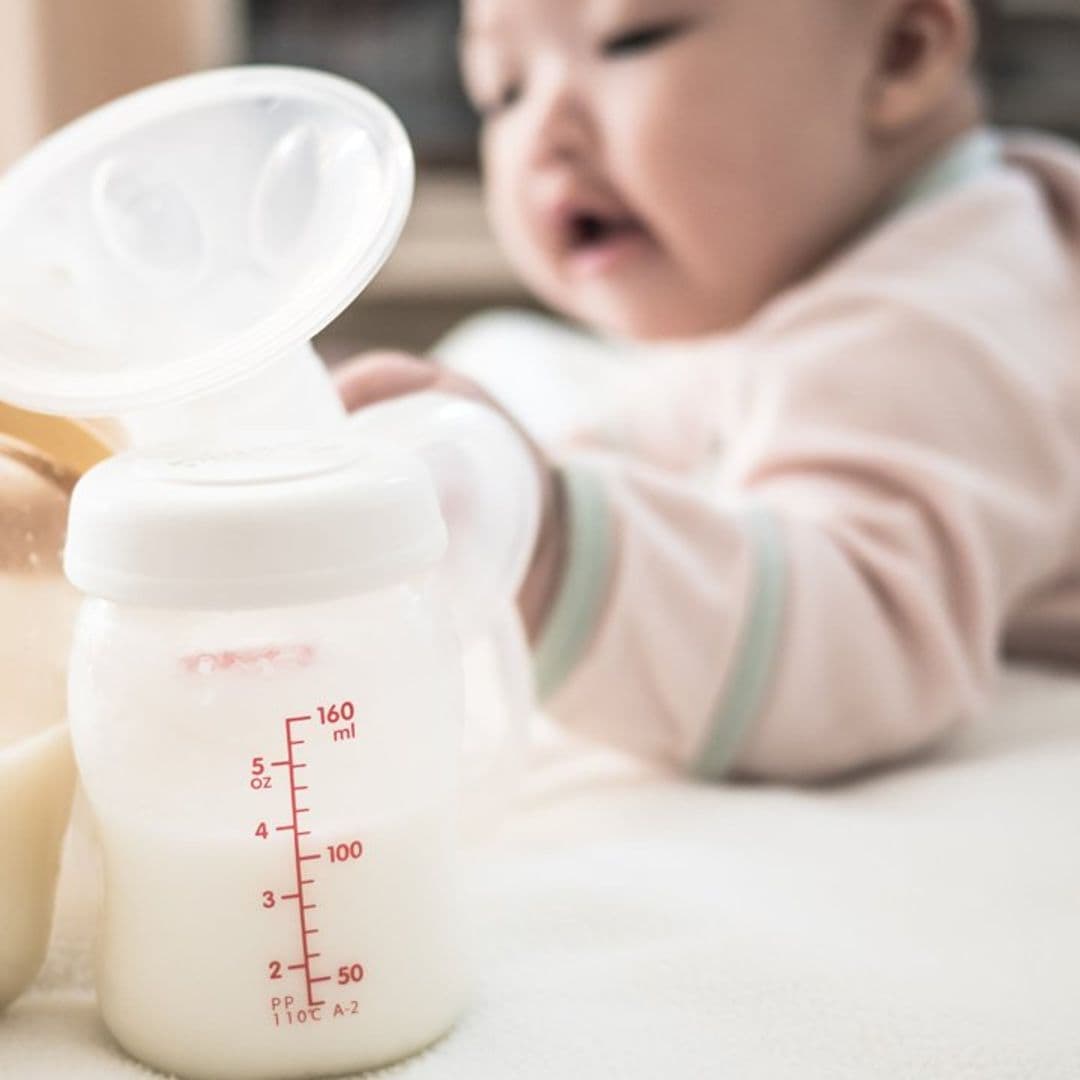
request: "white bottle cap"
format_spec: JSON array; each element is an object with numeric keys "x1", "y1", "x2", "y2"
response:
[{"x1": 63, "y1": 438, "x2": 447, "y2": 608}]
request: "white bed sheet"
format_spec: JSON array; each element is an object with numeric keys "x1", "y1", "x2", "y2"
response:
[{"x1": 4, "y1": 664, "x2": 1080, "y2": 1079}]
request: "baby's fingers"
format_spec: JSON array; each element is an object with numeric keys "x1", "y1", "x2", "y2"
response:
[{"x1": 334, "y1": 351, "x2": 440, "y2": 412}]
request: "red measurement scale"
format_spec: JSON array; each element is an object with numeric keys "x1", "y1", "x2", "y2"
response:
[
  {"x1": 276, "y1": 714, "x2": 329, "y2": 1008},
  {"x1": 252, "y1": 701, "x2": 365, "y2": 1026}
]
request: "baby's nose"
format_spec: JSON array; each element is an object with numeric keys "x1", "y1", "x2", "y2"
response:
[{"x1": 528, "y1": 72, "x2": 599, "y2": 170}]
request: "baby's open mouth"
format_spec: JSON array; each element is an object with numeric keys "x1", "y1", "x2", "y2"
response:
[
  {"x1": 558, "y1": 206, "x2": 653, "y2": 277},
  {"x1": 568, "y1": 211, "x2": 647, "y2": 252}
]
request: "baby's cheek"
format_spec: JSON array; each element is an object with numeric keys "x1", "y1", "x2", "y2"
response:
[
  {"x1": 487, "y1": 189, "x2": 564, "y2": 314},
  {"x1": 605, "y1": 69, "x2": 680, "y2": 170},
  {"x1": 481, "y1": 147, "x2": 529, "y2": 261},
  {"x1": 608, "y1": 69, "x2": 721, "y2": 230}
]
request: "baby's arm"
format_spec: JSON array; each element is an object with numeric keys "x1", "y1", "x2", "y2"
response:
[
  {"x1": 537, "y1": 298, "x2": 1073, "y2": 782},
  {"x1": 336, "y1": 295, "x2": 1072, "y2": 783}
]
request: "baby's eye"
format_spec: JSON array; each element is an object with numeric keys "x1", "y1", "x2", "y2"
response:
[
  {"x1": 600, "y1": 18, "x2": 693, "y2": 59},
  {"x1": 478, "y1": 81, "x2": 523, "y2": 120}
]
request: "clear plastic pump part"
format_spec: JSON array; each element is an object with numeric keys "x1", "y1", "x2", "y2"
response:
[{"x1": 0, "y1": 67, "x2": 413, "y2": 416}]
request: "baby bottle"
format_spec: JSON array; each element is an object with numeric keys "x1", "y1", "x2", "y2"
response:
[
  {"x1": 65, "y1": 437, "x2": 467, "y2": 1079},
  {"x1": 0, "y1": 68, "x2": 539, "y2": 1068}
]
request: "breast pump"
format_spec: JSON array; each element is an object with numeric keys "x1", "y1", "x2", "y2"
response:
[{"x1": 0, "y1": 68, "x2": 538, "y2": 1077}]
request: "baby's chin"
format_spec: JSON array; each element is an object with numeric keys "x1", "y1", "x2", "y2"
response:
[
  {"x1": 514, "y1": 243, "x2": 759, "y2": 342},
  {"x1": 559, "y1": 281, "x2": 751, "y2": 344}
]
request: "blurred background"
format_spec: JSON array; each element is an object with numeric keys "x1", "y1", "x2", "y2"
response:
[{"x1": 0, "y1": 0, "x2": 1077, "y2": 359}]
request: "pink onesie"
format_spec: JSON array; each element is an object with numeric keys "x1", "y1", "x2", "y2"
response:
[{"x1": 534, "y1": 130, "x2": 1080, "y2": 781}]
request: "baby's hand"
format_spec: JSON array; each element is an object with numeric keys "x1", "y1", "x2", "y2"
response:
[
  {"x1": 336, "y1": 350, "x2": 471, "y2": 412},
  {"x1": 335, "y1": 352, "x2": 565, "y2": 639}
]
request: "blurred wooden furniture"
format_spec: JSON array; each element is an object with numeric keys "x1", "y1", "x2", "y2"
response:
[{"x1": 0, "y1": 0, "x2": 240, "y2": 169}]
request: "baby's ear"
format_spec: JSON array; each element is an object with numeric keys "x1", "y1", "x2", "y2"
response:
[{"x1": 864, "y1": 0, "x2": 978, "y2": 137}]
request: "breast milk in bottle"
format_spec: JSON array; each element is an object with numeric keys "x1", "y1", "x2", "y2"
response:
[{"x1": 64, "y1": 440, "x2": 467, "y2": 1080}]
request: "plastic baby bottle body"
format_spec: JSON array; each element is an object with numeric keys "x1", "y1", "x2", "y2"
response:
[{"x1": 68, "y1": 584, "x2": 466, "y2": 1080}]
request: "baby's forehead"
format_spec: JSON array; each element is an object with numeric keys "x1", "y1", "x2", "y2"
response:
[
  {"x1": 462, "y1": 0, "x2": 550, "y2": 32},
  {"x1": 464, "y1": 0, "x2": 876, "y2": 27},
  {"x1": 463, "y1": 0, "x2": 877, "y2": 49},
  {"x1": 463, "y1": 0, "x2": 703, "y2": 33}
]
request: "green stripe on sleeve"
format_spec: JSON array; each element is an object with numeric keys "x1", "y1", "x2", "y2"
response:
[
  {"x1": 694, "y1": 507, "x2": 787, "y2": 779},
  {"x1": 533, "y1": 465, "x2": 614, "y2": 703}
]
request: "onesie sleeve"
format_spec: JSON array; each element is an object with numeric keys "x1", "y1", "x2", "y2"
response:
[{"x1": 533, "y1": 297, "x2": 1074, "y2": 781}]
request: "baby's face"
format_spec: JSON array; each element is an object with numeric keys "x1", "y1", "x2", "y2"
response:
[{"x1": 462, "y1": 0, "x2": 882, "y2": 339}]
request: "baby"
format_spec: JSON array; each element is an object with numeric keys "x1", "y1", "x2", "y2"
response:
[{"x1": 337, "y1": 0, "x2": 1080, "y2": 781}]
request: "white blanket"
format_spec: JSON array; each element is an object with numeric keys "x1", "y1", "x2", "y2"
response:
[{"x1": 4, "y1": 663, "x2": 1080, "y2": 1079}]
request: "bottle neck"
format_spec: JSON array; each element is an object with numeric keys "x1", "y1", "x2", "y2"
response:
[{"x1": 116, "y1": 341, "x2": 346, "y2": 452}]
